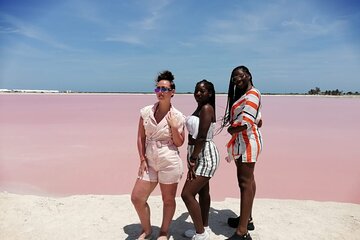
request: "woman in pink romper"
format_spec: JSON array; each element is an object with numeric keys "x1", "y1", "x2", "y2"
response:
[{"x1": 131, "y1": 70, "x2": 185, "y2": 240}]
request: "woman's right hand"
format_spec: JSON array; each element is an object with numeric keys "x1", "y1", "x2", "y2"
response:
[
  {"x1": 187, "y1": 165, "x2": 196, "y2": 181},
  {"x1": 138, "y1": 159, "x2": 148, "y2": 178}
]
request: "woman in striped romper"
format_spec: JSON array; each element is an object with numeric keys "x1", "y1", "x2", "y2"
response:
[
  {"x1": 181, "y1": 80, "x2": 220, "y2": 240},
  {"x1": 221, "y1": 66, "x2": 263, "y2": 240}
]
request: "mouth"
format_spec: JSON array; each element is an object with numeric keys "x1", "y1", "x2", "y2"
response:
[
  {"x1": 235, "y1": 80, "x2": 244, "y2": 87},
  {"x1": 195, "y1": 95, "x2": 202, "y2": 101}
]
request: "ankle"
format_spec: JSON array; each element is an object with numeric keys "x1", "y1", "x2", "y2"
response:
[
  {"x1": 158, "y1": 230, "x2": 168, "y2": 236},
  {"x1": 236, "y1": 230, "x2": 248, "y2": 236}
]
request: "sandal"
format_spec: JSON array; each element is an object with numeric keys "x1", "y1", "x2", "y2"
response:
[
  {"x1": 137, "y1": 232, "x2": 152, "y2": 240},
  {"x1": 227, "y1": 217, "x2": 255, "y2": 230},
  {"x1": 226, "y1": 232, "x2": 252, "y2": 240}
]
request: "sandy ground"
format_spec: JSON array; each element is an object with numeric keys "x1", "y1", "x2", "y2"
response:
[{"x1": 1, "y1": 192, "x2": 359, "y2": 240}]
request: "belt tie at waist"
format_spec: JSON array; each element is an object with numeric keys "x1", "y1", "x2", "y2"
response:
[{"x1": 146, "y1": 140, "x2": 173, "y2": 148}]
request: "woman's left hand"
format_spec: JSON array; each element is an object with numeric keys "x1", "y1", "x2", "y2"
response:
[{"x1": 166, "y1": 111, "x2": 178, "y2": 128}]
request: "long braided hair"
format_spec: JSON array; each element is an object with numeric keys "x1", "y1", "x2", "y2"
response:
[{"x1": 219, "y1": 65, "x2": 253, "y2": 131}]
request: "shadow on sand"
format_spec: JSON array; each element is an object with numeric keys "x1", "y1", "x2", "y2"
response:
[{"x1": 123, "y1": 207, "x2": 238, "y2": 239}]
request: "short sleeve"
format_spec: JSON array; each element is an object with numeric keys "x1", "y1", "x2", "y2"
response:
[
  {"x1": 140, "y1": 105, "x2": 152, "y2": 120},
  {"x1": 240, "y1": 89, "x2": 261, "y2": 129}
]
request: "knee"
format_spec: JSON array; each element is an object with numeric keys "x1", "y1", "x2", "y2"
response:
[
  {"x1": 198, "y1": 189, "x2": 210, "y2": 201},
  {"x1": 181, "y1": 190, "x2": 192, "y2": 204},
  {"x1": 237, "y1": 175, "x2": 253, "y2": 190},
  {"x1": 131, "y1": 193, "x2": 143, "y2": 206},
  {"x1": 162, "y1": 196, "x2": 175, "y2": 207}
]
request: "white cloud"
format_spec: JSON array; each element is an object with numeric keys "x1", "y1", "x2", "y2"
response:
[
  {"x1": 281, "y1": 17, "x2": 348, "y2": 36},
  {"x1": 0, "y1": 13, "x2": 70, "y2": 50},
  {"x1": 132, "y1": 0, "x2": 171, "y2": 30},
  {"x1": 64, "y1": 0, "x2": 107, "y2": 26},
  {"x1": 103, "y1": 0, "x2": 173, "y2": 45},
  {"x1": 104, "y1": 35, "x2": 144, "y2": 45}
]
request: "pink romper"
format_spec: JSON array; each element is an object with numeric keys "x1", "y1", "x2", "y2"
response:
[{"x1": 140, "y1": 103, "x2": 185, "y2": 184}]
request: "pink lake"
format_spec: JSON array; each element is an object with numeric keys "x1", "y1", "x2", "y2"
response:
[{"x1": 0, "y1": 94, "x2": 359, "y2": 204}]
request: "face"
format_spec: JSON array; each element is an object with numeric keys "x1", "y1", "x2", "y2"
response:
[
  {"x1": 194, "y1": 83, "x2": 211, "y2": 104},
  {"x1": 231, "y1": 69, "x2": 250, "y2": 90},
  {"x1": 155, "y1": 80, "x2": 174, "y2": 100}
]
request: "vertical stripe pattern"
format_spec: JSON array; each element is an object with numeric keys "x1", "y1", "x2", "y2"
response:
[{"x1": 187, "y1": 141, "x2": 220, "y2": 177}]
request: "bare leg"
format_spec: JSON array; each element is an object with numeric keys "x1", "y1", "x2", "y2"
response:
[
  {"x1": 181, "y1": 176, "x2": 211, "y2": 233},
  {"x1": 131, "y1": 179, "x2": 158, "y2": 237},
  {"x1": 237, "y1": 164, "x2": 256, "y2": 219},
  {"x1": 250, "y1": 177, "x2": 256, "y2": 220},
  {"x1": 236, "y1": 161, "x2": 255, "y2": 235},
  {"x1": 158, "y1": 183, "x2": 178, "y2": 237},
  {"x1": 199, "y1": 182, "x2": 210, "y2": 227}
]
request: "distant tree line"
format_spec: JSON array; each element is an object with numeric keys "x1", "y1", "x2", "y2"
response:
[{"x1": 308, "y1": 87, "x2": 359, "y2": 95}]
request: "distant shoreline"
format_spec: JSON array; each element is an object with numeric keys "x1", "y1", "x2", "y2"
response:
[{"x1": 1, "y1": 92, "x2": 360, "y2": 98}]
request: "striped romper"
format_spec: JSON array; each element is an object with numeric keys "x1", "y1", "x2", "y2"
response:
[
  {"x1": 186, "y1": 115, "x2": 220, "y2": 177},
  {"x1": 226, "y1": 87, "x2": 263, "y2": 163}
]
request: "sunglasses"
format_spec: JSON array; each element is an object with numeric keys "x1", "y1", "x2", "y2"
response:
[
  {"x1": 231, "y1": 74, "x2": 247, "y2": 82},
  {"x1": 154, "y1": 87, "x2": 172, "y2": 93}
]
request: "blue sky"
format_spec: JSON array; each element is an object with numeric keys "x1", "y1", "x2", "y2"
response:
[{"x1": 0, "y1": 0, "x2": 359, "y2": 93}]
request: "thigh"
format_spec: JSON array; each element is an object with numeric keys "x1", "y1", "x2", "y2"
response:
[
  {"x1": 132, "y1": 179, "x2": 158, "y2": 200},
  {"x1": 159, "y1": 183, "x2": 178, "y2": 201},
  {"x1": 236, "y1": 161, "x2": 255, "y2": 182},
  {"x1": 182, "y1": 176, "x2": 210, "y2": 196}
]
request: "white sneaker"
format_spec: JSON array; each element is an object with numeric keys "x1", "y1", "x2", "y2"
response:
[
  {"x1": 184, "y1": 226, "x2": 210, "y2": 239},
  {"x1": 191, "y1": 229, "x2": 210, "y2": 240}
]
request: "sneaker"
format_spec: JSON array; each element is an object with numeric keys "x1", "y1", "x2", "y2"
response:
[
  {"x1": 191, "y1": 229, "x2": 210, "y2": 240},
  {"x1": 227, "y1": 217, "x2": 255, "y2": 230},
  {"x1": 226, "y1": 232, "x2": 252, "y2": 240},
  {"x1": 184, "y1": 226, "x2": 210, "y2": 238}
]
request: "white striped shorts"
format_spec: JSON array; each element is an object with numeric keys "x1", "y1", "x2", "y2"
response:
[{"x1": 187, "y1": 141, "x2": 220, "y2": 178}]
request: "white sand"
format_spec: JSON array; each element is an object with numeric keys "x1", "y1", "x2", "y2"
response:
[{"x1": 1, "y1": 192, "x2": 359, "y2": 240}]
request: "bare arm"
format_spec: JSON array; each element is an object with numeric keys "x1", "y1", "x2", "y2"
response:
[
  {"x1": 227, "y1": 117, "x2": 263, "y2": 134},
  {"x1": 227, "y1": 124, "x2": 248, "y2": 134},
  {"x1": 137, "y1": 117, "x2": 148, "y2": 177},
  {"x1": 137, "y1": 117, "x2": 146, "y2": 161},
  {"x1": 190, "y1": 104, "x2": 214, "y2": 160}
]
